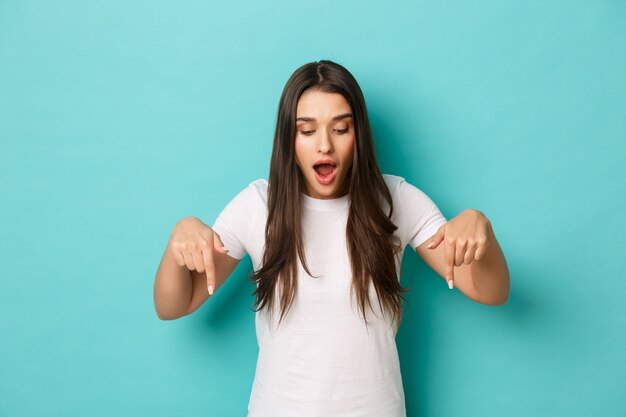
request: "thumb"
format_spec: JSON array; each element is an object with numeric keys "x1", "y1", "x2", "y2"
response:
[
  {"x1": 427, "y1": 225, "x2": 446, "y2": 250},
  {"x1": 211, "y1": 229, "x2": 230, "y2": 254}
]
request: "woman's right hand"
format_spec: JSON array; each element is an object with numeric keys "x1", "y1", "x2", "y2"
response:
[{"x1": 167, "y1": 216, "x2": 229, "y2": 296}]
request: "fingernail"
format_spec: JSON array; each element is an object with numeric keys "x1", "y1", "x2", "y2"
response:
[
  {"x1": 427, "y1": 241, "x2": 434, "y2": 249},
  {"x1": 208, "y1": 285, "x2": 214, "y2": 295},
  {"x1": 222, "y1": 246, "x2": 229, "y2": 252},
  {"x1": 448, "y1": 280, "x2": 454, "y2": 290}
]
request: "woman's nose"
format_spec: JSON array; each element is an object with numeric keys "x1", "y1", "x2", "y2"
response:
[{"x1": 318, "y1": 129, "x2": 333, "y2": 153}]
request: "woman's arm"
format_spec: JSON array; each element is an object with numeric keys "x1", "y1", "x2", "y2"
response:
[
  {"x1": 153, "y1": 226, "x2": 241, "y2": 320},
  {"x1": 153, "y1": 242, "x2": 194, "y2": 320},
  {"x1": 416, "y1": 210, "x2": 510, "y2": 305}
]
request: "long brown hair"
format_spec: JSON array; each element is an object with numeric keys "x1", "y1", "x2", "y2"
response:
[{"x1": 250, "y1": 60, "x2": 408, "y2": 330}]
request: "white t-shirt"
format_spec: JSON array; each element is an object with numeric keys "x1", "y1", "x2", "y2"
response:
[{"x1": 211, "y1": 173, "x2": 448, "y2": 417}]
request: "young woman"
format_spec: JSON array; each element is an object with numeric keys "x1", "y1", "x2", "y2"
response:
[{"x1": 154, "y1": 60, "x2": 510, "y2": 417}]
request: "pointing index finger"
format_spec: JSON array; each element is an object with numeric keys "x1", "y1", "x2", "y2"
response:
[
  {"x1": 202, "y1": 245, "x2": 216, "y2": 295},
  {"x1": 445, "y1": 238, "x2": 455, "y2": 289}
]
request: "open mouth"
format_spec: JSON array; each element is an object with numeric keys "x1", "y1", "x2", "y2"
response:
[
  {"x1": 313, "y1": 162, "x2": 337, "y2": 176},
  {"x1": 312, "y1": 161, "x2": 338, "y2": 185}
]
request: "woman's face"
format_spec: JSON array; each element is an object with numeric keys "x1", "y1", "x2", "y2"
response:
[{"x1": 294, "y1": 89, "x2": 355, "y2": 199}]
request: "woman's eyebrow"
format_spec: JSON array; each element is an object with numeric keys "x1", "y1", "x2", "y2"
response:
[{"x1": 296, "y1": 113, "x2": 353, "y2": 122}]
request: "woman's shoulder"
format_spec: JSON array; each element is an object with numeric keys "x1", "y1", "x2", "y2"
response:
[
  {"x1": 249, "y1": 178, "x2": 268, "y2": 192},
  {"x1": 381, "y1": 173, "x2": 408, "y2": 196},
  {"x1": 381, "y1": 173, "x2": 435, "y2": 210},
  {"x1": 245, "y1": 178, "x2": 269, "y2": 205},
  {"x1": 221, "y1": 178, "x2": 268, "y2": 207},
  {"x1": 382, "y1": 173, "x2": 405, "y2": 186},
  {"x1": 249, "y1": 177, "x2": 269, "y2": 188},
  {"x1": 382, "y1": 173, "x2": 429, "y2": 192}
]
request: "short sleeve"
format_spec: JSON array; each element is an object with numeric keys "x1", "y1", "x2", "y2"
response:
[
  {"x1": 210, "y1": 183, "x2": 255, "y2": 260},
  {"x1": 397, "y1": 178, "x2": 448, "y2": 250}
]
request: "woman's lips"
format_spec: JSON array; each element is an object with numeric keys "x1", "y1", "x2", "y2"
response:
[{"x1": 313, "y1": 165, "x2": 337, "y2": 185}]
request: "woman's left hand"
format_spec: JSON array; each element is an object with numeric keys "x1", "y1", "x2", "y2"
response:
[{"x1": 427, "y1": 209, "x2": 492, "y2": 289}]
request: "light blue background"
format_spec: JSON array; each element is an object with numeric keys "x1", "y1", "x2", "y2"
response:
[{"x1": 1, "y1": 1, "x2": 625, "y2": 416}]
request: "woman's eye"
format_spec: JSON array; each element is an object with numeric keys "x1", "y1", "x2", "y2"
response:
[{"x1": 299, "y1": 128, "x2": 348, "y2": 136}]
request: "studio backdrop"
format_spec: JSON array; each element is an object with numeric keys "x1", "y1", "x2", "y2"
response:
[{"x1": 1, "y1": 1, "x2": 624, "y2": 416}]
